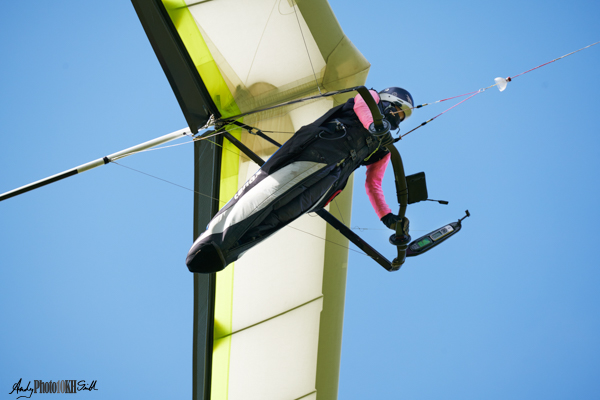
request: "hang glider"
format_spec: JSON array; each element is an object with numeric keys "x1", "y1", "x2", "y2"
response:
[
  {"x1": 130, "y1": 2, "x2": 471, "y2": 400},
  {"x1": 131, "y1": 1, "x2": 376, "y2": 399},
  {"x1": 0, "y1": 0, "x2": 468, "y2": 399}
]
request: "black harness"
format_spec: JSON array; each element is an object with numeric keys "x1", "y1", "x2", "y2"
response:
[
  {"x1": 186, "y1": 97, "x2": 392, "y2": 273},
  {"x1": 263, "y1": 98, "x2": 388, "y2": 190}
]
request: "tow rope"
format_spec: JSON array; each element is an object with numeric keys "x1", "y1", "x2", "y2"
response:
[{"x1": 395, "y1": 40, "x2": 600, "y2": 141}]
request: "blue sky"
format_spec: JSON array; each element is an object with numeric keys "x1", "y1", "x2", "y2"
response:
[{"x1": 1, "y1": 1, "x2": 599, "y2": 399}]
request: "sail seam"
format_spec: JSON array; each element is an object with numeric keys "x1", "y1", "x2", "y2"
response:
[
  {"x1": 294, "y1": 390, "x2": 317, "y2": 400},
  {"x1": 217, "y1": 295, "x2": 324, "y2": 339}
]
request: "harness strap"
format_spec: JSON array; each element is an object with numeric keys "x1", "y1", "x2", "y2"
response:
[{"x1": 362, "y1": 138, "x2": 383, "y2": 163}]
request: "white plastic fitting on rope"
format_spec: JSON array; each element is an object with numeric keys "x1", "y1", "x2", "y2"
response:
[{"x1": 494, "y1": 77, "x2": 509, "y2": 92}]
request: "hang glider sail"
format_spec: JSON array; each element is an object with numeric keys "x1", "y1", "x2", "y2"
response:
[{"x1": 131, "y1": 0, "x2": 372, "y2": 399}]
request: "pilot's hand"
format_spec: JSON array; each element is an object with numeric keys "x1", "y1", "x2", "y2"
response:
[{"x1": 381, "y1": 213, "x2": 401, "y2": 229}]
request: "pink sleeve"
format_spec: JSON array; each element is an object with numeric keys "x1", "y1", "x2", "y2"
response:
[
  {"x1": 365, "y1": 152, "x2": 392, "y2": 219},
  {"x1": 353, "y1": 90, "x2": 380, "y2": 130}
]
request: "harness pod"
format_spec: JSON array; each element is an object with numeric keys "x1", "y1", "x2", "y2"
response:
[{"x1": 186, "y1": 98, "x2": 387, "y2": 273}]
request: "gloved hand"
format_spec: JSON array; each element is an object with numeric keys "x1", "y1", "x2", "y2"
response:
[{"x1": 381, "y1": 213, "x2": 401, "y2": 229}]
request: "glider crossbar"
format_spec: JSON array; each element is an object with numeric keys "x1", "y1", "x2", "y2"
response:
[
  {"x1": 217, "y1": 86, "x2": 385, "y2": 131},
  {"x1": 221, "y1": 130, "x2": 266, "y2": 167},
  {"x1": 228, "y1": 121, "x2": 282, "y2": 148}
]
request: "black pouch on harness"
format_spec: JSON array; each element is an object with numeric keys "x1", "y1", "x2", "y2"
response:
[{"x1": 406, "y1": 172, "x2": 428, "y2": 204}]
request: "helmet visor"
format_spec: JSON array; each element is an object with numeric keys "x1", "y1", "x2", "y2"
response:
[
  {"x1": 395, "y1": 100, "x2": 412, "y2": 120},
  {"x1": 379, "y1": 91, "x2": 413, "y2": 121},
  {"x1": 391, "y1": 104, "x2": 406, "y2": 122}
]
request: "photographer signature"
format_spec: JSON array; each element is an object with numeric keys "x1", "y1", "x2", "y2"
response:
[{"x1": 9, "y1": 378, "x2": 97, "y2": 399}]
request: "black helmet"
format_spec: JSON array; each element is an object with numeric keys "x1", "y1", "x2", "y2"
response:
[{"x1": 379, "y1": 87, "x2": 414, "y2": 121}]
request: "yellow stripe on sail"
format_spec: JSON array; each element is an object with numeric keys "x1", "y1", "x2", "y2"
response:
[
  {"x1": 162, "y1": 0, "x2": 241, "y2": 119},
  {"x1": 162, "y1": 2, "x2": 244, "y2": 398},
  {"x1": 211, "y1": 123, "x2": 242, "y2": 400}
]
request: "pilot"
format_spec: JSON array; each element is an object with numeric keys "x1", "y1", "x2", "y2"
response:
[{"x1": 186, "y1": 87, "x2": 414, "y2": 273}]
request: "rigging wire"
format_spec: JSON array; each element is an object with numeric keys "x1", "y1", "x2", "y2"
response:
[
  {"x1": 283, "y1": 224, "x2": 367, "y2": 257},
  {"x1": 333, "y1": 198, "x2": 346, "y2": 226},
  {"x1": 110, "y1": 160, "x2": 226, "y2": 205},
  {"x1": 244, "y1": 0, "x2": 279, "y2": 87},
  {"x1": 111, "y1": 159, "x2": 374, "y2": 258},
  {"x1": 292, "y1": 1, "x2": 322, "y2": 95}
]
